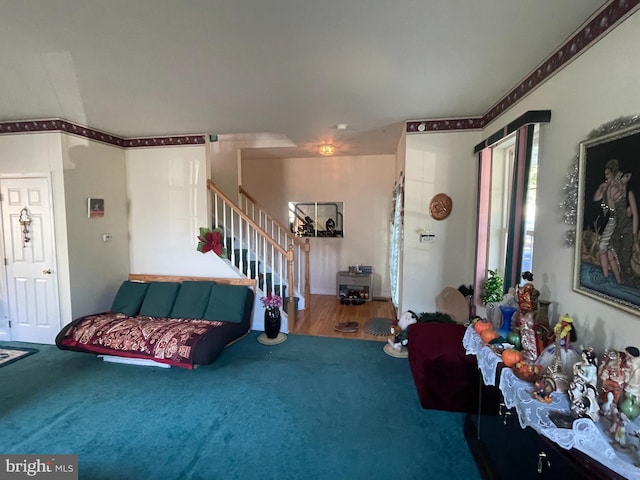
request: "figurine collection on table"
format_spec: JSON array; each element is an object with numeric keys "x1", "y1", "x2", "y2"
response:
[{"x1": 473, "y1": 270, "x2": 640, "y2": 452}]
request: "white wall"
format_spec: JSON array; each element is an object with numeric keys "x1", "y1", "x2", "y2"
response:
[
  {"x1": 241, "y1": 153, "x2": 396, "y2": 297},
  {"x1": 402, "y1": 131, "x2": 481, "y2": 314},
  {"x1": 211, "y1": 133, "x2": 296, "y2": 203},
  {"x1": 479, "y1": 11, "x2": 640, "y2": 353},
  {"x1": 126, "y1": 142, "x2": 289, "y2": 333},
  {"x1": 126, "y1": 144, "x2": 239, "y2": 277},
  {"x1": 62, "y1": 134, "x2": 130, "y2": 319},
  {"x1": 0, "y1": 132, "x2": 72, "y2": 335}
]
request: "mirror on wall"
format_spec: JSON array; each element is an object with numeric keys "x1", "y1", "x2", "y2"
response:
[{"x1": 289, "y1": 201, "x2": 343, "y2": 237}]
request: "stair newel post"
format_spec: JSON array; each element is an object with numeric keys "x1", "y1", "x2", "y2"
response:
[
  {"x1": 304, "y1": 238, "x2": 311, "y2": 310},
  {"x1": 287, "y1": 244, "x2": 295, "y2": 332}
]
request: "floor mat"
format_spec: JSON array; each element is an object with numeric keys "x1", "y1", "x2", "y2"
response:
[
  {"x1": 364, "y1": 317, "x2": 393, "y2": 336},
  {"x1": 0, "y1": 346, "x2": 38, "y2": 368}
]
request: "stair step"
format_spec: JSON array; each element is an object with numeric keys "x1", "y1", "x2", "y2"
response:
[
  {"x1": 274, "y1": 285, "x2": 287, "y2": 298},
  {"x1": 262, "y1": 275, "x2": 289, "y2": 299},
  {"x1": 224, "y1": 242, "x2": 291, "y2": 298}
]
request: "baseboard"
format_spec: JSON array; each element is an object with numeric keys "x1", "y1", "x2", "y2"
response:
[{"x1": 372, "y1": 297, "x2": 390, "y2": 302}]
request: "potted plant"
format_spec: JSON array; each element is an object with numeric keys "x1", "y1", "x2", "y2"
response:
[
  {"x1": 481, "y1": 269, "x2": 504, "y2": 305},
  {"x1": 482, "y1": 269, "x2": 504, "y2": 329}
]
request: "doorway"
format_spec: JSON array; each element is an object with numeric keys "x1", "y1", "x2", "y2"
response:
[{"x1": 0, "y1": 176, "x2": 61, "y2": 344}]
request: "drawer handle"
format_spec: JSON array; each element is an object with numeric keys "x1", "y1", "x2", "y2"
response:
[
  {"x1": 502, "y1": 410, "x2": 511, "y2": 425},
  {"x1": 537, "y1": 451, "x2": 550, "y2": 473}
]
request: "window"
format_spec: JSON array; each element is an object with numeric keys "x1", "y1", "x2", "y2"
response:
[
  {"x1": 487, "y1": 137, "x2": 515, "y2": 277},
  {"x1": 521, "y1": 133, "x2": 538, "y2": 274},
  {"x1": 473, "y1": 111, "x2": 548, "y2": 305}
]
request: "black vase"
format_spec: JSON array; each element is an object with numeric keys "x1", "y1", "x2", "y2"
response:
[{"x1": 264, "y1": 307, "x2": 281, "y2": 339}]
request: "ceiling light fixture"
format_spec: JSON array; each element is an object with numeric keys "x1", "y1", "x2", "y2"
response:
[{"x1": 318, "y1": 144, "x2": 336, "y2": 156}]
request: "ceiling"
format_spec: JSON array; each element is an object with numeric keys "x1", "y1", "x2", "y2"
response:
[{"x1": 0, "y1": 0, "x2": 607, "y2": 158}]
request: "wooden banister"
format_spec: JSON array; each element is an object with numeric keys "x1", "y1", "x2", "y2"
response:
[
  {"x1": 238, "y1": 185, "x2": 306, "y2": 248},
  {"x1": 208, "y1": 179, "x2": 298, "y2": 331},
  {"x1": 208, "y1": 180, "x2": 286, "y2": 256}
]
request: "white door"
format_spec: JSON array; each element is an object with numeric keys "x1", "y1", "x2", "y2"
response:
[{"x1": 1, "y1": 176, "x2": 60, "y2": 344}]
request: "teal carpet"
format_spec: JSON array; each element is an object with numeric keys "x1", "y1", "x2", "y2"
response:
[{"x1": 0, "y1": 333, "x2": 480, "y2": 480}]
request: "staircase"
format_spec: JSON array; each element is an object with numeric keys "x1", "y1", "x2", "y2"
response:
[
  {"x1": 207, "y1": 180, "x2": 310, "y2": 330},
  {"x1": 238, "y1": 186, "x2": 310, "y2": 306}
]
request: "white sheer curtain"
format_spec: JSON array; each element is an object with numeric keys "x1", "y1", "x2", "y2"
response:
[{"x1": 389, "y1": 175, "x2": 403, "y2": 308}]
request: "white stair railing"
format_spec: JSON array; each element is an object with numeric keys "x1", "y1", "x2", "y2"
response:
[
  {"x1": 207, "y1": 180, "x2": 298, "y2": 329},
  {"x1": 239, "y1": 185, "x2": 310, "y2": 309}
]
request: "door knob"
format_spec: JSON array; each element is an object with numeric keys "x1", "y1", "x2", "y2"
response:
[{"x1": 43, "y1": 269, "x2": 52, "y2": 274}]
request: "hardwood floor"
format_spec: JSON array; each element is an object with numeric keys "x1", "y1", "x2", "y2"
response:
[{"x1": 290, "y1": 294, "x2": 397, "y2": 342}]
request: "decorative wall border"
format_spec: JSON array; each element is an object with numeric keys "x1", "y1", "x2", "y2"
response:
[
  {"x1": 123, "y1": 136, "x2": 206, "y2": 148},
  {"x1": 407, "y1": 0, "x2": 640, "y2": 134},
  {"x1": 0, "y1": 118, "x2": 205, "y2": 148}
]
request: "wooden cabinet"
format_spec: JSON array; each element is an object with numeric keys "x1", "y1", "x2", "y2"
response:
[{"x1": 464, "y1": 386, "x2": 626, "y2": 480}]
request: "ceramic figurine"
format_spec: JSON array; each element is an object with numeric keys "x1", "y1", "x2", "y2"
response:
[
  {"x1": 619, "y1": 392, "x2": 640, "y2": 421},
  {"x1": 519, "y1": 312, "x2": 538, "y2": 363},
  {"x1": 536, "y1": 314, "x2": 580, "y2": 387},
  {"x1": 599, "y1": 348, "x2": 633, "y2": 404},
  {"x1": 623, "y1": 346, "x2": 640, "y2": 408},
  {"x1": 613, "y1": 415, "x2": 628, "y2": 447},
  {"x1": 517, "y1": 271, "x2": 539, "y2": 314},
  {"x1": 568, "y1": 347, "x2": 600, "y2": 422},
  {"x1": 600, "y1": 391, "x2": 616, "y2": 417},
  {"x1": 532, "y1": 376, "x2": 556, "y2": 403}
]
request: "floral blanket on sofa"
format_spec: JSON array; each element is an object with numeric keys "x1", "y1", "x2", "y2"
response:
[{"x1": 59, "y1": 313, "x2": 225, "y2": 369}]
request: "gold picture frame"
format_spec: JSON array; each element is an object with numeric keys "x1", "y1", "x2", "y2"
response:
[{"x1": 573, "y1": 116, "x2": 640, "y2": 314}]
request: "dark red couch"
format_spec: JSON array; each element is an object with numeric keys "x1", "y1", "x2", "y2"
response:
[{"x1": 408, "y1": 322, "x2": 499, "y2": 414}]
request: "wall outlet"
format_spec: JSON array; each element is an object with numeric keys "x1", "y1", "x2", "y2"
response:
[{"x1": 102, "y1": 233, "x2": 112, "y2": 242}]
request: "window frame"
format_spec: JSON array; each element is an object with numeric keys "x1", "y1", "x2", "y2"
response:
[{"x1": 473, "y1": 111, "x2": 550, "y2": 307}]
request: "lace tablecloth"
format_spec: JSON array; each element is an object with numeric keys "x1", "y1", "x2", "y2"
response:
[{"x1": 463, "y1": 325, "x2": 640, "y2": 479}]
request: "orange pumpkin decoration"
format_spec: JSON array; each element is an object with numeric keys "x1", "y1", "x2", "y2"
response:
[
  {"x1": 480, "y1": 328, "x2": 499, "y2": 344},
  {"x1": 474, "y1": 321, "x2": 493, "y2": 335},
  {"x1": 502, "y1": 349, "x2": 522, "y2": 367}
]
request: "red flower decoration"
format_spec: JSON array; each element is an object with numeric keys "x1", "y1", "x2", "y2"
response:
[{"x1": 197, "y1": 227, "x2": 227, "y2": 258}]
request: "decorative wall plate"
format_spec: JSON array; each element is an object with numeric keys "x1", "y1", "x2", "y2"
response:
[{"x1": 429, "y1": 193, "x2": 452, "y2": 220}]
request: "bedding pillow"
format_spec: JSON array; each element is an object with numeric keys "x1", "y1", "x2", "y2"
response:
[
  {"x1": 111, "y1": 281, "x2": 150, "y2": 316},
  {"x1": 203, "y1": 283, "x2": 248, "y2": 323},
  {"x1": 139, "y1": 282, "x2": 181, "y2": 317},
  {"x1": 169, "y1": 281, "x2": 215, "y2": 319}
]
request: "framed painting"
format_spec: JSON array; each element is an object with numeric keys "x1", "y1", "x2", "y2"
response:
[{"x1": 573, "y1": 117, "x2": 640, "y2": 314}]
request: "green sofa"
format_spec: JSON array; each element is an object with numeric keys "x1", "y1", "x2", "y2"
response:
[{"x1": 56, "y1": 275, "x2": 256, "y2": 369}]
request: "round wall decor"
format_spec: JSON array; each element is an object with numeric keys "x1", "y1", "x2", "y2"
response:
[{"x1": 429, "y1": 193, "x2": 452, "y2": 220}]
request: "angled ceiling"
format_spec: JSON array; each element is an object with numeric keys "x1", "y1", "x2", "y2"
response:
[{"x1": 0, "y1": 0, "x2": 609, "y2": 157}]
